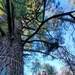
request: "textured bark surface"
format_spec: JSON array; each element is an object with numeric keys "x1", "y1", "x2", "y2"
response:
[{"x1": 0, "y1": 34, "x2": 24, "y2": 75}]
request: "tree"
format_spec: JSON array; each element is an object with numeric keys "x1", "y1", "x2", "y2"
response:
[
  {"x1": 42, "y1": 63, "x2": 56, "y2": 75},
  {"x1": 0, "y1": 0, "x2": 23, "y2": 75},
  {"x1": 31, "y1": 60, "x2": 57, "y2": 75},
  {"x1": 59, "y1": 67, "x2": 71, "y2": 75},
  {"x1": 57, "y1": 47, "x2": 75, "y2": 75},
  {"x1": 31, "y1": 59, "x2": 42, "y2": 75},
  {"x1": 0, "y1": 0, "x2": 75, "y2": 75}
]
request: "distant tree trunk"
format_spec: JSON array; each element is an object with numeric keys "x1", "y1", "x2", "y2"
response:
[{"x1": 0, "y1": 31, "x2": 23, "y2": 75}]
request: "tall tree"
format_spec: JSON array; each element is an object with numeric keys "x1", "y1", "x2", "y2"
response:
[
  {"x1": 0, "y1": 0, "x2": 75, "y2": 75},
  {"x1": 0, "y1": 0, "x2": 23, "y2": 75}
]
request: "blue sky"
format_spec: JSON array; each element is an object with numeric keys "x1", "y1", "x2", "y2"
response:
[{"x1": 56, "y1": 0, "x2": 73, "y2": 11}]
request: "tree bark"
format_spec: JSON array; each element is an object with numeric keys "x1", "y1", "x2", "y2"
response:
[{"x1": 0, "y1": 34, "x2": 24, "y2": 75}]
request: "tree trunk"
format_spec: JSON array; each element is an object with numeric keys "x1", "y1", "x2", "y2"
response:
[{"x1": 0, "y1": 33, "x2": 24, "y2": 75}]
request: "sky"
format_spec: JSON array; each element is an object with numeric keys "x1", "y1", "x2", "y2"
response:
[
  {"x1": 24, "y1": 0, "x2": 75, "y2": 75},
  {"x1": 56, "y1": 0, "x2": 73, "y2": 11}
]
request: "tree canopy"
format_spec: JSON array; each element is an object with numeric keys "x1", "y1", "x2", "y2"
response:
[{"x1": 0, "y1": 0, "x2": 75, "y2": 75}]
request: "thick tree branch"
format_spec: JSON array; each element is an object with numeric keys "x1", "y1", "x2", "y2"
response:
[{"x1": 23, "y1": 10, "x2": 75, "y2": 46}]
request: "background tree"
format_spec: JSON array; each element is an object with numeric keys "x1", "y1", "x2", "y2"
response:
[
  {"x1": 31, "y1": 59, "x2": 42, "y2": 75},
  {"x1": 42, "y1": 63, "x2": 57, "y2": 75}
]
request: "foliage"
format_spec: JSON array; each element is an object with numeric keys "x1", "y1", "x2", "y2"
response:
[
  {"x1": 65, "y1": 71, "x2": 71, "y2": 75},
  {"x1": 0, "y1": 23, "x2": 8, "y2": 33},
  {"x1": 31, "y1": 60, "x2": 57, "y2": 75},
  {"x1": 0, "y1": 3, "x2": 3, "y2": 15},
  {"x1": 31, "y1": 59, "x2": 42, "y2": 75},
  {"x1": 0, "y1": 0, "x2": 75, "y2": 75},
  {"x1": 42, "y1": 63, "x2": 56, "y2": 75}
]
